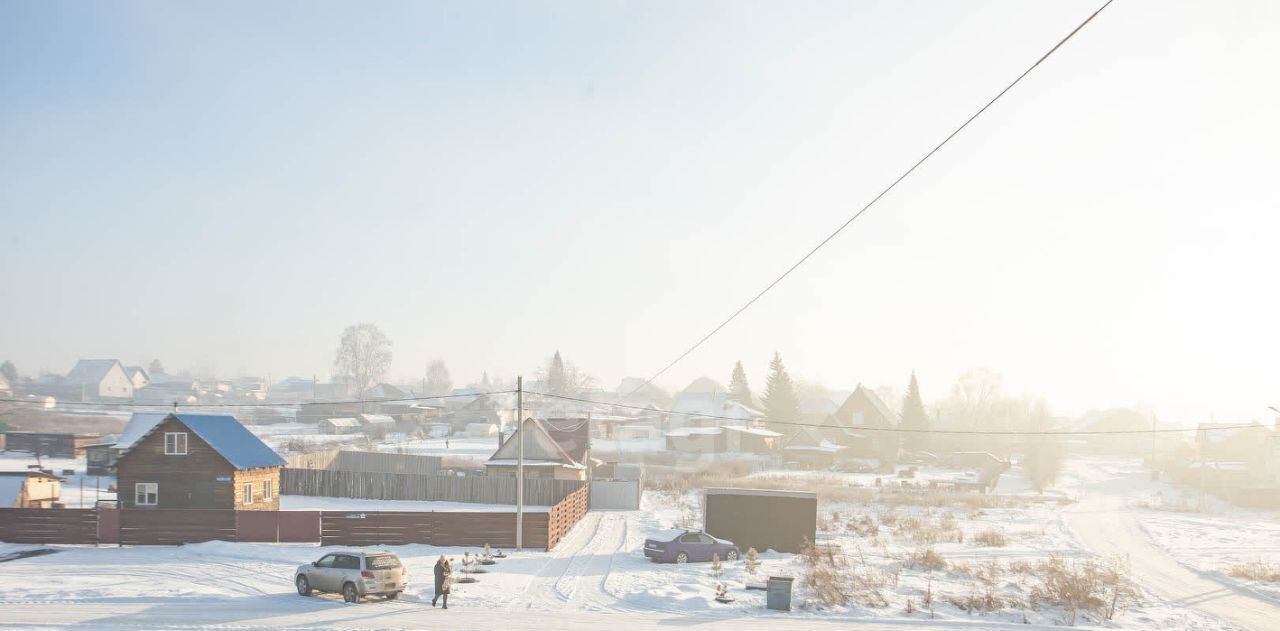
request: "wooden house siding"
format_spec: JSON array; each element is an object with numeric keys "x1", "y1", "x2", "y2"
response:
[
  {"x1": 233, "y1": 467, "x2": 281, "y2": 511},
  {"x1": 115, "y1": 418, "x2": 237, "y2": 509}
]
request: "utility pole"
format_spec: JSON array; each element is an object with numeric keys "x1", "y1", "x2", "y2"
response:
[{"x1": 516, "y1": 375, "x2": 524, "y2": 551}]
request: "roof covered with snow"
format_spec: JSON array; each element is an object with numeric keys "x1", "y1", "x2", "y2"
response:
[
  {"x1": 323, "y1": 417, "x2": 361, "y2": 427},
  {"x1": 721, "y1": 425, "x2": 783, "y2": 438},
  {"x1": 358, "y1": 414, "x2": 396, "y2": 425}
]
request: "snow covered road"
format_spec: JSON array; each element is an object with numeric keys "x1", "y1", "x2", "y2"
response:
[{"x1": 1067, "y1": 490, "x2": 1279, "y2": 631}]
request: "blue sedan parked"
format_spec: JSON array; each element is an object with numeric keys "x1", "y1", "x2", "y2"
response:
[{"x1": 644, "y1": 529, "x2": 740, "y2": 564}]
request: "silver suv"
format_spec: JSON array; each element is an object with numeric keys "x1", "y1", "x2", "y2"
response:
[{"x1": 295, "y1": 551, "x2": 407, "y2": 603}]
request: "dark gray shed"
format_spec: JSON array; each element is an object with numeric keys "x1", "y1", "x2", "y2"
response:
[{"x1": 704, "y1": 487, "x2": 817, "y2": 554}]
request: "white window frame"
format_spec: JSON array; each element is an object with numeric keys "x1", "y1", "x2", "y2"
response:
[
  {"x1": 263, "y1": 479, "x2": 273, "y2": 501},
  {"x1": 243, "y1": 482, "x2": 253, "y2": 505},
  {"x1": 135, "y1": 482, "x2": 158, "y2": 506},
  {"x1": 164, "y1": 432, "x2": 188, "y2": 455}
]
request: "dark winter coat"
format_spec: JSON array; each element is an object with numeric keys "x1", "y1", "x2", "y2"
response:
[{"x1": 434, "y1": 560, "x2": 451, "y2": 595}]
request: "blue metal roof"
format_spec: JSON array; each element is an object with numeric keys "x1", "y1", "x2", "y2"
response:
[{"x1": 168, "y1": 413, "x2": 286, "y2": 470}]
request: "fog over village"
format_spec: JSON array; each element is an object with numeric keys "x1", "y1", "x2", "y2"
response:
[{"x1": 1, "y1": 1, "x2": 1278, "y2": 630}]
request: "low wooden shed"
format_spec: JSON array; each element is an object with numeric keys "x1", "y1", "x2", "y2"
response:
[{"x1": 704, "y1": 487, "x2": 817, "y2": 554}]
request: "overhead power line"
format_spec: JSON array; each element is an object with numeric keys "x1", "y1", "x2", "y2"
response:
[
  {"x1": 0, "y1": 390, "x2": 516, "y2": 410},
  {"x1": 628, "y1": 0, "x2": 1116, "y2": 396},
  {"x1": 532, "y1": 391, "x2": 1246, "y2": 436}
]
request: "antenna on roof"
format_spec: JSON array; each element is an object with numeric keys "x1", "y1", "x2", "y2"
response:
[{"x1": 172, "y1": 401, "x2": 178, "y2": 412}]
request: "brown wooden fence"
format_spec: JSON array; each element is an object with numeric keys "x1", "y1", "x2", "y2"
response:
[
  {"x1": 236, "y1": 510, "x2": 321, "y2": 543},
  {"x1": 0, "y1": 508, "x2": 98, "y2": 544},
  {"x1": 3, "y1": 489, "x2": 588, "y2": 550},
  {"x1": 318, "y1": 511, "x2": 551, "y2": 548},
  {"x1": 281, "y1": 468, "x2": 583, "y2": 506},
  {"x1": 546, "y1": 484, "x2": 590, "y2": 550},
  {"x1": 119, "y1": 509, "x2": 238, "y2": 546}
]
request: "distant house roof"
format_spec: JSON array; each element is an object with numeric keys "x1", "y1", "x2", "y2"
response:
[
  {"x1": 367, "y1": 384, "x2": 407, "y2": 400},
  {"x1": 666, "y1": 427, "x2": 724, "y2": 437},
  {"x1": 722, "y1": 425, "x2": 783, "y2": 438},
  {"x1": 64, "y1": 359, "x2": 124, "y2": 386},
  {"x1": 487, "y1": 418, "x2": 587, "y2": 469},
  {"x1": 123, "y1": 366, "x2": 150, "y2": 382},
  {"x1": 118, "y1": 414, "x2": 286, "y2": 470},
  {"x1": 115, "y1": 413, "x2": 170, "y2": 449},
  {"x1": 833, "y1": 384, "x2": 898, "y2": 429},
  {"x1": 358, "y1": 414, "x2": 396, "y2": 425},
  {"x1": 323, "y1": 417, "x2": 361, "y2": 428}
]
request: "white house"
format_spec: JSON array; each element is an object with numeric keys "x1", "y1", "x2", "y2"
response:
[
  {"x1": 123, "y1": 366, "x2": 151, "y2": 390},
  {"x1": 63, "y1": 359, "x2": 134, "y2": 400}
]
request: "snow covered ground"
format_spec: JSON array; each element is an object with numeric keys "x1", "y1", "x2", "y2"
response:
[{"x1": 2, "y1": 452, "x2": 1278, "y2": 629}]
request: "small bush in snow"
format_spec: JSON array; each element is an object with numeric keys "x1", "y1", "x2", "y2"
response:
[
  {"x1": 1226, "y1": 559, "x2": 1280, "y2": 583},
  {"x1": 972, "y1": 529, "x2": 1008, "y2": 547},
  {"x1": 906, "y1": 547, "x2": 946, "y2": 571}
]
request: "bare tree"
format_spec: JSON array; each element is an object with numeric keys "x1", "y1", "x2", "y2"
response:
[
  {"x1": 425, "y1": 359, "x2": 452, "y2": 396},
  {"x1": 944, "y1": 367, "x2": 1004, "y2": 429},
  {"x1": 333, "y1": 323, "x2": 392, "y2": 398}
]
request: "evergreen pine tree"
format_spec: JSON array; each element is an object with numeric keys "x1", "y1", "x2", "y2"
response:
[
  {"x1": 900, "y1": 371, "x2": 930, "y2": 452},
  {"x1": 762, "y1": 352, "x2": 799, "y2": 433},
  {"x1": 728, "y1": 360, "x2": 753, "y2": 405},
  {"x1": 547, "y1": 351, "x2": 569, "y2": 395},
  {"x1": 0, "y1": 360, "x2": 17, "y2": 384}
]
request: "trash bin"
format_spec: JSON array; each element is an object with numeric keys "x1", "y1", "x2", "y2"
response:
[{"x1": 766, "y1": 576, "x2": 794, "y2": 611}]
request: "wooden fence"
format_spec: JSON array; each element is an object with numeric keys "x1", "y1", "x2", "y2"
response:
[
  {"x1": 2, "y1": 485, "x2": 589, "y2": 550},
  {"x1": 281, "y1": 468, "x2": 583, "y2": 506},
  {"x1": 0, "y1": 508, "x2": 98, "y2": 544},
  {"x1": 285, "y1": 450, "x2": 442, "y2": 476},
  {"x1": 547, "y1": 484, "x2": 590, "y2": 550},
  {"x1": 319, "y1": 511, "x2": 550, "y2": 548},
  {"x1": 119, "y1": 509, "x2": 237, "y2": 546}
]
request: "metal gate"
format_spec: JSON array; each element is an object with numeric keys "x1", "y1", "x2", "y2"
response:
[{"x1": 589, "y1": 480, "x2": 640, "y2": 510}]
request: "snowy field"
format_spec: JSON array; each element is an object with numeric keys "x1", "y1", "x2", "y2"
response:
[{"x1": 2, "y1": 450, "x2": 1278, "y2": 629}]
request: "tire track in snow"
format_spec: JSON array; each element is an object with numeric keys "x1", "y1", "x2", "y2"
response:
[{"x1": 511, "y1": 511, "x2": 604, "y2": 611}]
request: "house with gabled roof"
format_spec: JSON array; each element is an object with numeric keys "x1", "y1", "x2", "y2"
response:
[
  {"x1": 123, "y1": 366, "x2": 151, "y2": 390},
  {"x1": 485, "y1": 417, "x2": 594, "y2": 481},
  {"x1": 114, "y1": 413, "x2": 286, "y2": 511},
  {"x1": 63, "y1": 359, "x2": 134, "y2": 400},
  {"x1": 825, "y1": 384, "x2": 900, "y2": 460}
]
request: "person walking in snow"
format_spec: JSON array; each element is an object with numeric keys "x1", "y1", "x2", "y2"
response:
[{"x1": 432, "y1": 555, "x2": 451, "y2": 609}]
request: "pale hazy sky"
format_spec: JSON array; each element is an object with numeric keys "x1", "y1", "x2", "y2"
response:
[{"x1": 2, "y1": 0, "x2": 1277, "y2": 422}]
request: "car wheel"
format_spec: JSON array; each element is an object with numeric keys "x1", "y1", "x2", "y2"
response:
[
  {"x1": 675, "y1": 552, "x2": 688, "y2": 564},
  {"x1": 385, "y1": 592, "x2": 399, "y2": 600},
  {"x1": 726, "y1": 549, "x2": 739, "y2": 561},
  {"x1": 342, "y1": 582, "x2": 359, "y2": 603},
  {"x1": 296, "y1": 575, "x2": 312, "y2": 596}
]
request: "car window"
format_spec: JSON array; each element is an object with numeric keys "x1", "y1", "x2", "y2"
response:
[
  {"x1": 335, "y1": 555, "x2": 361, "y2": 569},
  {"x1": 315, "y1": 554, "x2": 337, "y2": 568},
  {"x1": 679, "y1": 533, "x2": 702, "y2": 544},
  {"x1": 367, "y1": 555, "x2": 401, "y2": 570},
  {"x1": 699, "y1": 534, "x2": 716, "y2": 544}
]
